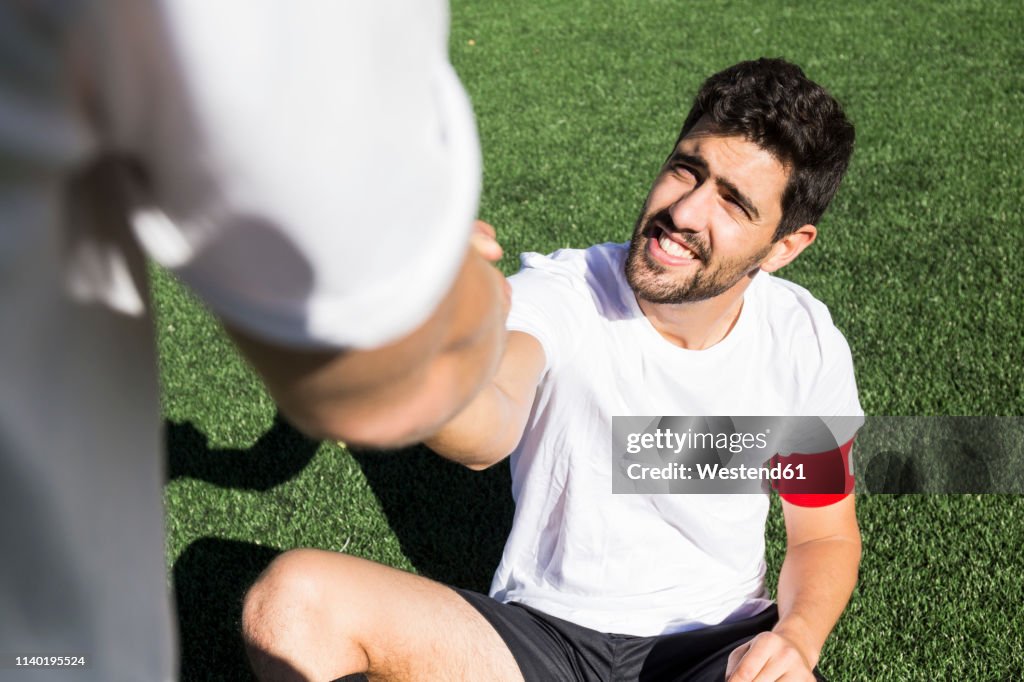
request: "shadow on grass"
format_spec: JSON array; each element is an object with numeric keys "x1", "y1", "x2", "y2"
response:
[
  {"x1": 167, "y1": 414, "x2": 318, "y2": 678},
  {"x1": 173, "y1": 538, "x2": 281, "y2": 681},
  {"x1": 166, "y1": 412, "x2": 320, "y2": 490},
  {"x1": 351, "y1": 445, "x2": 514, "y2": 593}
]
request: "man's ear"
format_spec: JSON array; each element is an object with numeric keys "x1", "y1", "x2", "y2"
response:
[{"x1": 760, "y1": 224, "x2": 817, "y2": 273}]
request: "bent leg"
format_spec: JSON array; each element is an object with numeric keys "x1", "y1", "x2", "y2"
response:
[{"x1": 242, "y1": 549, "x2": 523, "y2": 682}]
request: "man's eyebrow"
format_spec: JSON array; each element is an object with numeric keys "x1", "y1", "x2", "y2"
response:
[{"x1": 670, "y1": 151, "x2": 761, "y2": 222}]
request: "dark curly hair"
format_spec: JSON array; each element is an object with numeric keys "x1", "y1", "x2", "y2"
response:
[{"x1": 677, "y1": 58, "x2": 855, "y2": 240}]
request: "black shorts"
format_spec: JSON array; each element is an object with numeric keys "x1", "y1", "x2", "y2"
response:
[{"x1": 454, "y1": 589, "x2": 827, "y2": 682}]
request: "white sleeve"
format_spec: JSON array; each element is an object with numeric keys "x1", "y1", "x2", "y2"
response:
[
  {"x1": 506, "y1": 251, "x2": 592, "y2": 375},
  {"x1": 799, "y1": 325, "x2": 864, "y2": 421},
  {"x1": 99, "y1": 0, "x2": 480, "y2": 349}
]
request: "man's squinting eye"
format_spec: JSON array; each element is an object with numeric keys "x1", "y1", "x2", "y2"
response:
[
  {"x1": 671, "y1": 163, "x2": 697, "y2": 181},
  {"x1": 724, "y1": 195, "x2": 752, "y2": 219}
]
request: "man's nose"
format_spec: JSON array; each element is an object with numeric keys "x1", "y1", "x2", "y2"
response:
[{"x1": 668, "y1": 184, "x2": 715, "y2": 233}]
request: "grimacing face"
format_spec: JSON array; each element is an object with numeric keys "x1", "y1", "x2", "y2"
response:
[{"x1": 626, "y1": 118, "x2": 791, "y2": 305}]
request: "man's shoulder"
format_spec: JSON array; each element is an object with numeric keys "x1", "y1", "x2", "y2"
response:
[
  {"x1": 506, "y1": 243, "x2": 630, "y2": 370},
  {"x1": 754, "y1": 274, "x2": 852, "y2": 360},
  {"x1": 512, "y1": 242, "x2": 630, "y2": 309},
  {"x1": 516, "y1": 242, "x2": 626, "y2": 279},
  {"x1": 753, "y1": 274, "x2": 861, "y2": 416}
]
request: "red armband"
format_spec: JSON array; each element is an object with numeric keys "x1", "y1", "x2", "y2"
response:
[{"x1": 771, "y1": 437, "x2": 855, "y2": 508}]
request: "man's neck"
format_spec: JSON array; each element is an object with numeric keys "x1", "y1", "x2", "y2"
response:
[{"x1": 635, "y1": 273, "x2": 757, "y2": 350}]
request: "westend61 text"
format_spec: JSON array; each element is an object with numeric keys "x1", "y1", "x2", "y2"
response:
[{"x1": 626, "y1": 461, "x2": 806, "y2": 481}]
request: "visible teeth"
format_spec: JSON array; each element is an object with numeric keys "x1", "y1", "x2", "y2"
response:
[{"x1": 659, "y1": 235, "x2": 696, "y2": 259}]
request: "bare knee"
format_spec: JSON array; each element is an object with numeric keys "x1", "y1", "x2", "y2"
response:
[
  {"x1": 244, "y1": 550, "x2": 318, "y2": 640},
  {"x1": 242, "y1": 549, "x2": 368, "y2": 680}
]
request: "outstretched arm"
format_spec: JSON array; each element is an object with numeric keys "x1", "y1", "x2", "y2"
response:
[
  {"x1": 726, "y1": 495, "x2": 861, "y2": 681},
  {"x1": 424, "y1": 331, "x2": 546, "y2": 470}
]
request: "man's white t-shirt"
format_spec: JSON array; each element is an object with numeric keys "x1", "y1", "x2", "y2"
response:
[
  {"x1": 0, "y1": 2, "x2": 479, "y2": 679},
  {"x1": 491, "y1": 242, "x2": 862, "y2": 637}
]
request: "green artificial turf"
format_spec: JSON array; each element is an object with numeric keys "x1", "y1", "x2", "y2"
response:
[{"x1": 159, "y1": 1, "x2": 1024, "y2": 679}]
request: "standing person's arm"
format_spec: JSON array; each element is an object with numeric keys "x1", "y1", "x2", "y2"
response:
[
  {"x1": 92, "y1": 3, "x2": 510, "y2": 448},
  {"x1": 725, "y1": 496, "x2": 861, "y2": 681}
]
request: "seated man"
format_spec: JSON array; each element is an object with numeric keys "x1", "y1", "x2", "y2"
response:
[{"x1": 242, "y1": 58, "x2": 862, "y2": 682}]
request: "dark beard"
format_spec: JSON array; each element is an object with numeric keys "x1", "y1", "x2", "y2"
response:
[{"x1": 625, "y1": 214, "x2": 769, "y2": 304}]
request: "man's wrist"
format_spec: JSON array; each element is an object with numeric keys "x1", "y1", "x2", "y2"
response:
[{"x1": 771, "y1": 616, "x2": 821, "y2": 669}]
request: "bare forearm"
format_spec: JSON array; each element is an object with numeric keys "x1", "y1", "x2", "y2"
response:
[
  {"x1": 425, "y1": 332, "x2": 546, "y2": 470},
  {"x1": 774, "y1": 536, "x2": 861, "y2": 667},
  {"x1": 424, "y1": 383, "x2": 519, "y2": 469}
]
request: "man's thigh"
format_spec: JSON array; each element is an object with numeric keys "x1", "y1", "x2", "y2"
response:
[{"x1": 244, "y1": 549, "x2": 523, "y2": 681}]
